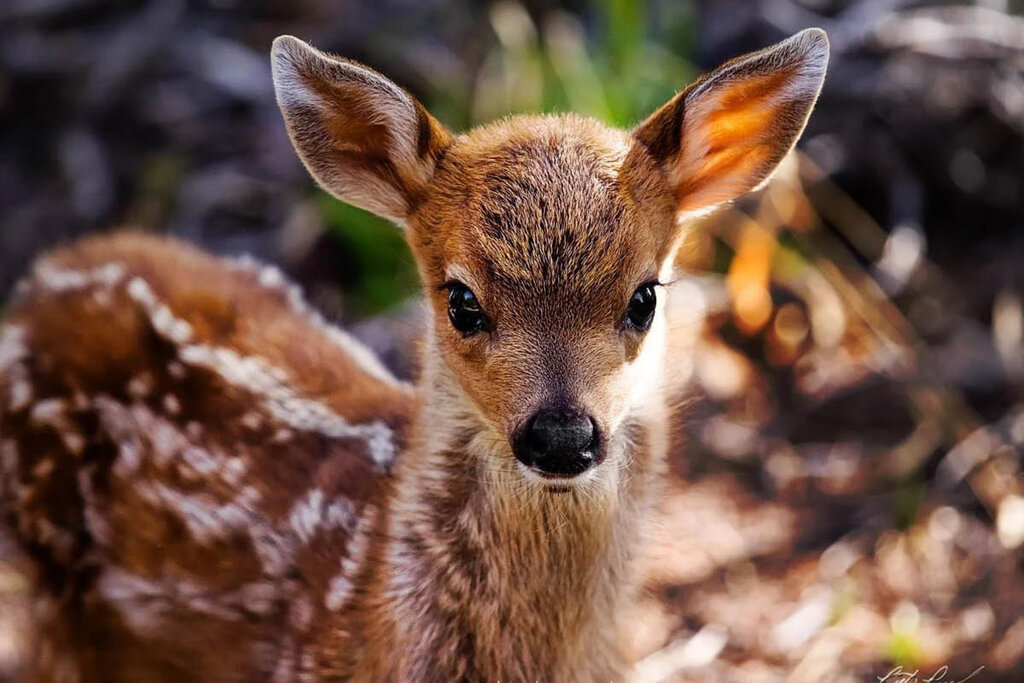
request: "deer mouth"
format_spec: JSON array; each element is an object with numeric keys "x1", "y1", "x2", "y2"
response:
[{"x1": 515, "y1": 458, "x2": 603, "y2": 489}]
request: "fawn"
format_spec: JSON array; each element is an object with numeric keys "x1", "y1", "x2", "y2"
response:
[{"x1": 0, "y1": 29, "x2": 827, "y2": 682}]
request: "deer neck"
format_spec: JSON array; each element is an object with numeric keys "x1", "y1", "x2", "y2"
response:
[{"x1": 370, "y1": 335, "x2": 667, "y2": 680}]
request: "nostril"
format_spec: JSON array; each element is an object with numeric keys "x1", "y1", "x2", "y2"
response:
[{"x1": 528, "y1": 412, "x2": 594, "y2": 454}]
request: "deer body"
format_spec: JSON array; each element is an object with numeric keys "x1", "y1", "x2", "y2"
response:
[{"x1": 1, "y1": 29, "x2": 828, "y2": 682}]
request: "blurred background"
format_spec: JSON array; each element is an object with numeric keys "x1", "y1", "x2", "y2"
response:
[{"x1": 1, "y1": 0, "x2": 1023, "y2": 680}]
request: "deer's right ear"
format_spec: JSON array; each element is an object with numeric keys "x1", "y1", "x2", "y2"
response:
[{"x1": 271, "y1": 36, "x2": 451, "y2": 225}]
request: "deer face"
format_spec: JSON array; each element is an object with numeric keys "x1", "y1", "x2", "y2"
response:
[
  {"x1": 271, "y1": 30, "x2": 828, "y2": 483},
  {"x1": 408, "y1": 118, "x2": 675, "y2": 480}
]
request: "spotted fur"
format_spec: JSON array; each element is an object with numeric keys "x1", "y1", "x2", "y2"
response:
[{"x1": 0, "y1": 234, "x2": 410, "y2": 682}]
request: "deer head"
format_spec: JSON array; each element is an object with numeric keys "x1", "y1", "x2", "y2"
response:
[{"x1": 271, "y1": 30, "x2": 828, "y2": 489}]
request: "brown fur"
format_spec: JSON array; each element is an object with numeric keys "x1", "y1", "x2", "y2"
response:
[{"x1": 1, "y1": 29, "x2": 827, "y2": 681}]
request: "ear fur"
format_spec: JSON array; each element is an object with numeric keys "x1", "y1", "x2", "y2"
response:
[
  {"x1": 271, "y1": 35, "x2": 451, "y2": 225},
  {"x1": 634, "y1": 28, "x2": 829, "y2": 216}
]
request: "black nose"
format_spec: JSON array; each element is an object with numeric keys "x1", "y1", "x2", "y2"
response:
[{"x1": 515, "y1": 409, "x2": 599, "y2": 477}]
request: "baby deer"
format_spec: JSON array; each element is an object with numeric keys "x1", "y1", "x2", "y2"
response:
[{"x1": 0, "y1": 29, "x2": 827, "y2": 682}]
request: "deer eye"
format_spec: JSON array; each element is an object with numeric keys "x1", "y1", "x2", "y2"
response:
[
  {"x1": 447, "y1": 282, "x2": 487, "y2": 336},
  {"x1": 624, "y1": 283, "x2": 657, "y2": 332}
]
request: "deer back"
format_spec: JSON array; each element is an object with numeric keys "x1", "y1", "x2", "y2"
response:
[{"x1": 0, "y1": 232, "x2": 413, "y2": 682}]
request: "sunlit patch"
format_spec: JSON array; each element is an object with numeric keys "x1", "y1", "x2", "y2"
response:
[{"x1": 714, "y1": 68, "x2": 794, "y2": 111}]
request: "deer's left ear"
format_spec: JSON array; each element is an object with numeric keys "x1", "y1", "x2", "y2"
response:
[{"x1": 634, "y1": 29, "x2": 828, "y2": 216}]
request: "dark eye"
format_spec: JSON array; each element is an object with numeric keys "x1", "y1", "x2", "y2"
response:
[
  {"x1": 447, "y1": 282, "x2": 487, "y2": 336},
  {"x1": 624, "y1": 283, "x2": 657, "y2": 332}
]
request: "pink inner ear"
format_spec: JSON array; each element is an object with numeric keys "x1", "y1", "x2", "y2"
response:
[
  {"x1": 677, "y1": 144, "x2": 773, "y2": 211},
  {"x1": 672, "y1": 65, "x2": 809, "y2": 213}
]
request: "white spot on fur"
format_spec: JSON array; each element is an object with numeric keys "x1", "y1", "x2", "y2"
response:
[
  {"x1": 94, "y1": 397, "x2": 266, "y2": 545},
  {"x1": 120, "y1": 269, "x2": 397, "y2": 468},
  {"x1": 127, "y1": 372, "x2": 155, "y2": 399},
  {"x1": 298, "y1": 650, "x2": 317, "y2": 683},
  {"x1": 289, "y1": 489, "x2": 326, "y2": 543},
  {"x1": 97, "y1": 567, "x2": 280, "y2": 635},
  {"x1": 241, "y1": 411, "x2": 263, "y2": 431},
  {"x1": 71, "y1": 391, "x2": 90, "y2": 411},
  {"x1": 32, "y1": 262, "x2": 126, "y2": 293},
  {"x1": 289, "y1": 593, "x2": 314, "y2": 632},
  {"x1": 29, "y1": 398, "x2": 85, "y2": 455},
  {"x1": 178, "y1": 343, "x2": 396, "y2": 467},
  {"x1": 7, "y1": 371, "x2": 32, "y2": 413},
  {"x1": 135, "y1": 479, "x2": 261, "y2": 544},
  {"x1": 77, "y1": 467, "x2": 111, "y2": 546},
  {"x1": 185, "y1": 421, "x2": 203, "y2": 440},
  {"x1": 0, "y1": 325, "x2": 27, "y2": 370},
  {"x1": 162, "y1": 393, "x2": 181, "y2": 416},
  {"x1": 222, "y1": 457, "x2": 247, "y2": 487},
  {"x1": 230, "y1": 255, "x2": 409, "y2": 392},
  {"x1": 240, "y1": 581, "x2": 280, "y2": 616},
  {"x1": 325, "y1": 504, "x2": 378, "y2": 611},
  {"x1": 0, "y1": 324, "x2": 32, "y2": 412},
  {"x1": 28, "y1": 518, "x2": 76, "y2": 562},
  {"x1": 288, "y1": 488, "x2": 357, "y2": 544},
  {"x1": 31, "y1": 458, "x2": 55, "y2": 480},
  {"x1": 29, "y1": 399, "x2": 65, "y2": 425},
  {"x1": 272, "y1": 641, "x2": 297, "y2": 683},
  {"x1": 94, "y1": 397, "x2": 145, "y2": 477},
  {"x1": 126, "y1": 277, "x2": 193, "y2": 344},
  {"x1": 91, "y1": 288, "x2": 113, "y2": 307},
  {"x1": 324, "y1": 568, "x2": 354, "y2": 613}
]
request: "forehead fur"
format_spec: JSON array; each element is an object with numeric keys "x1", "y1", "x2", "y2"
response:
[{"x1": 413, "y1": 114, "x2": 673, "y2": 296}]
